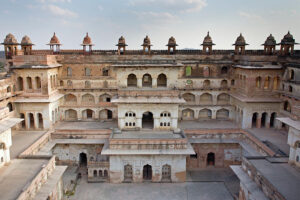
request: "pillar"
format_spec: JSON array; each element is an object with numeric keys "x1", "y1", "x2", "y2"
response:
[
  {"x1": 256, "y1": 113, "x2": 261, "y2": 128},
  {"x1": 4, "y1": 148, "x2": 10, "y2": 163},
  {"x1": 154, "y1": 117, "x2": 160, "y2": 129},
  {"x1": 212, "y1": 95, "x2": 217, "y2": 105},
  {"x1": 152, "y1": 77, "x2": 157, "y2": 88},
  {"x1": 266, "y1": 114, "x2": 270, "y2": 128},
  {"x1": 194, "y1": 110, "x2": 200, "y2": 120},
  {"x1": 78, "y1": 110, "x2": 83, "y2": 120},
  {"x1": 34, "y1": 113, "x2": 39, "y2": 129},
  {"x1": 171, "y1": 117, "x2": 178, "y2": 129},
  {"x1": 136, "y1": 117, "x2": 142, "y2": 129},
  {"x1": 195, "y1": 95, "x2": 200, "y2": 105},
  {"x1": 25, "y1": 113, "x2": 30, "y2": 129},
  {"x1": 137, "y1": 78, "x2": 142, "y2": 88},
  {"x1": 211, "y1": 110, "x2": 217, "y2": 119}
]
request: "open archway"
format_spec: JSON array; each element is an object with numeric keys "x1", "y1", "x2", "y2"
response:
[
  {"x1": 79, "y1": 152, "x2": 87, "y2": 166},
  {"x1": 127, "y1": 74, "x2": 137, "y2": 87},
  {"x1": 143, "y1": 164, "x2": 152, "y2": 181},
  {"x1": 142, "y1": 74, "x2": 152, "y2": 87},
  {"x1": 142, "y1": 112, "x2": 153, "y2": 129},
  {"x1": 157, "y1": 73, "x2": 167, "y2": 87},
  {"x1": 207, "y1": 152, "x2": 215, "y2": 166}
]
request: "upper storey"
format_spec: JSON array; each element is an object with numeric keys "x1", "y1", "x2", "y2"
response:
[{"x1": 1, "y1": 32, "x2": 299, "y2": 59}]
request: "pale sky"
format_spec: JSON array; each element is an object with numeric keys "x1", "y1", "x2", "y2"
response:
[{"x1": 0, "y1": 0, "x2": 300, "y2": 50}]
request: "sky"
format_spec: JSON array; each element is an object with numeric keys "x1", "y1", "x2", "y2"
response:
[{"x1": 0, "y1": 0, "x2": 300, "y2": 50}]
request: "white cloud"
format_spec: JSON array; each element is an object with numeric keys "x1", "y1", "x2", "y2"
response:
[
  {"x1": 45, "y1": 4, "x2": 77, "y2": 18},
  {"x1": 238, "y1": 11, "x2": 262, "y2": 20},
  {"x1": 129, "y1": 0, "x2": 207, "y2": 13}
]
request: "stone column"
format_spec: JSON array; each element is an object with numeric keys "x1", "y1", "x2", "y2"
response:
[
  {"x1": 212, "y1": 95, "x2": 217, "y2": 105},
  {"x1": 194, "y1": 110, "x2": 200, "y2": 120},
  {"x1": 211, "y1": 110, "x2": 217, "y2": 119},
  {"x1": 94, "y1": 110, "x2": 100, "y2": 119},
  {"x1": 256, "y1": 113, "x2": 261, "y2": 128},
  {"x1": 25, "y1": 113, "x2": 30, "y2": 129},
  {"x1": 154, "y1": 117, "x2": 160, "y2": 129},
  {"x1": 171, "y1": 117, "x2": 178, "y2": 129},
  {"x1": 137, "y1": 78, "x2": 142, "y2": 88},
  {"x1": 136, "y1": 117, "x2": 142, "y2": 129},
  {"x1": 152, "y1": 77, "x2": 157, "y2": 88},
  {"x1": 4, "y1": 148, "x2": 10, "y2": 163},
  {"x1": 23, "y1": 78, "x2": 27, "y2": 92},
  {"x1": 266, "y1": 114, "x2": 271, "y2": 128},
  {"x1": 34, "y1": 113, "x2": 39, "y2": 129},
  {"x1": 78, "y1": 109, "x2": 83, "y2": 120}
]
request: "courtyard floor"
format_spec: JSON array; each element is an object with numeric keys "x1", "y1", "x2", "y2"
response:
[{"x1": 66, "y1": 168, "x2": 238, "y2": 200}]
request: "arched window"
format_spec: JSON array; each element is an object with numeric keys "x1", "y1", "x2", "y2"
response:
[
  {"x1": 221, "y1": 66, "x2": 228, "y2": 75},
  {"x1": 264, "y1": 76, "x2": 270, "y2": 89},
  {"x1": 182, "y1": 93, "x2": 195, "y2": 103},
  {"x1": 85, "y1": 67, "x2": 91, "y2": 76},
  {"x1": 157, "y1": 73, "x2": 167, "y2": 87},
  {"x1": 142, "y1": 74, "x2": 152, "y2": 87},
  {"x1": 127, "y1": 74, "x2": 137, "y2": 87},
  {"x1": 67, "y1": 67, "x2": 72, "y2": 76},
  {"x1": 256, "y1": 77, "x2": 261, "y2": 88},
  {"x1": 284, "y1": 101, "x2": 291, "y2": 112},
  {"x1": 35, "y1": 77, "x2": 41, "y2": 89},
  {"x1": 26, "y1": 77, "x2": 32, "y2": 89},
  {"x1": 290, "y1": 69, "x2": 295, "y2": 80},
  {"x1": 7, "y1": 103, "x2": 13, "y2": 112}
]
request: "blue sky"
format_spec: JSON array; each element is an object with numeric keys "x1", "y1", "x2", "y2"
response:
[{"x1": 0, "y1": 0, "x2": 300, "y2": 49}]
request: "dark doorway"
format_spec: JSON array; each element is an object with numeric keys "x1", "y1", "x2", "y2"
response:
[
  {"x1": 270, "y1": 113, "x2": 276, "y2": 128},
  {"x1": 252, "y1": 113, "x2": 258, "y2": 128},
  {"x1": 86, "y1": 109, "x2": 93, "y2": 119},
  {"x1": 261, "y1": 112, "x2": 267, "y2": 127},
  {"x1": 79, "y1": 152, "x2": 87, "y2": 166},
  {"x1": 124, "y1": 164, "x2": 133, "y2": 182},
  {"x1": 207, "y1": 152, "x2": 215, "y2": 166},
  {"x1": 142, "y1": 112, "x2": 153, "y2": 129},
  {"x1": 107, "y1": 110, "x2": 113, "y2": 119},
  {"x1": 143, "y1": 164, "x2": 152, "y2": 181},
  {"x1": 161, "y1": 164, "x2": 171, "y2": 182},
  {"x1": 20, "y1": 113, "x2": 25, "y2": 129}
]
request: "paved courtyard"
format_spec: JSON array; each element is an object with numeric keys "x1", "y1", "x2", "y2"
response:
[
  {"x1": 65, "y1": 168, "x2": 237, "y2": 200},
  {"x1": 69, "y1": 180, "x2": 233, "y2": 200}
]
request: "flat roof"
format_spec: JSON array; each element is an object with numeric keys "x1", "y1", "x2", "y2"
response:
[
  {"x1": 0, "y1": 159, "x2": 49, "y2": 200},
  {"x1": 277, "y1": 117, "x2": 300, "y2": 130},
  {"x1": 0, "y1": 118, "x2": 23, "y2": 134},
  {"x1": 10, "y1": 64, "x2": 62, "y2": 69},
  {"x1": 112, "y1": 96, "x2": 185, "y2": 104},
  {"x1": 249, "y1": 158, "x2": 300, "y2": 200},
  {"x1": 112, "y1": 130, "x2": 183, "y2": 139},
  {"x1": 14, "y1": 93, "x2": 64, "y2": 103},
  {"x1": 234, "y1": 64, "x2": 282, "y2": 69}
]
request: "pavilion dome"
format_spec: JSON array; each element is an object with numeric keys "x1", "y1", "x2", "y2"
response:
[
  {"x1": 49, "y1": 32, "x2": 60, "y2": 44},
  {"x1": 279, "y1": 31, "x2": 296, "y2": 45},
  {"x1": 3, "y1": 33, "x2": 18, "y2": 45},
  {"x1": 202, "y1": 32, "x2": 215, "y2": 46},
  {"x1": 142, "y1": 35, "x2": 152, "y2": 46},
  {"x1": 233, "y1": 33, "x2": 248, "y2": 46},
  {"x1": 21, "y1": 35, "x2": 33, "y2": 45},
  {"x1": 263, "y1": 34, "x2": 276, "y2": 46},
  {"x1": 82, "y1": 33, "x2": 93, "y2": 45},
  {"x1": 117, "y1": 36, "x2": 127, "y2": 46},
  {"x1": 167, "y1": 36, "x2": 178, "y2": 46}
]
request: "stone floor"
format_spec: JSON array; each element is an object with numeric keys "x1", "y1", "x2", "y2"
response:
[
  {"x1": 10, "y1": 130, "x2": 46, "y2": 159},
  {"x1": 55, "y1": 121, "x2": 118, "y2": 130},
  {"x1": 65, "y1": 168, "x2": 237, "y2": 200}
]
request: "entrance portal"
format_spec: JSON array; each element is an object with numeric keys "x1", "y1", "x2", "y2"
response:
[
  {"x1": 79, "y1": 152, "x2": 87, "y2": 166},
  {"x1": 143, "y1": 164, "x2": 152, "y2": 181},
  {"x1": 142, "y1": 112, "x2": 153, "y2": 129},
  {"x1": 207, "y1": 152, "x2": 215, "y2": 166}
]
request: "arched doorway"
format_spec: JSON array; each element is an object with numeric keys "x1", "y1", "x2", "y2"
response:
[
  {"x1": 252, "y1": 113, "x2": 258, "y2": 128},
  {"x1": 142, "y1": 74, "x2": 152, "y2": 87},
  {"x1": 20, "y1": 113, "x2": 25, "y2": 129},
  {"x1": 143, "y1": 164, "x2": 152, "y2": 181},
  {"x1": 79, "y1": 152, "x2": 87, "y2": 166},
  {"x1": 7, "y1": 103, "x2": 13, "y2": 112},
  {"x1": 261, "y1": 112, "x2": 267, "y2": 127},
  {"x1": 124, "y1": 164, "x2": 133, "y2": 182},
  {"x1": 161, "y1": 164, "x2": 171, "y2": 182},
  {"x1": 127, "y1": 74, "x2": 137, "y2": 87},
  {"x1": 157, "y1": 73, "x2": 167, "y2": 87},
  {"x1": 142, "y1": 112, "x2": 153, "y2": 129},
  {"x1": 270, "y1": 112, "x2": 276, "y2": 128},
  {"x1": 207, "y1": 152, "x2": 215, "y2": 166}
]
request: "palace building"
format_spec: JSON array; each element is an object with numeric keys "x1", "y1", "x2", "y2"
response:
[{"x1": 0, "y1": 31, "x2": 300, "y2": 200}]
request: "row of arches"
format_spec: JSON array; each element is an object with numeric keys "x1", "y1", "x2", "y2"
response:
[
  {"x1": 124, "y1": 164, "x2": 171, "y2": 182},
  {"x1": 50, "y1": 74, "x2": 58, "y2": 89},
  {"x1": 251, "y1": 112, "x2": 277, "y2": 128},
  {"x1": 67, "y1": 67, "x2": 109, "y2": 77},
  {"x1": 181, "y1": 108, "x2": 229, "y2": 120},
  {"x1": 17, "y1": 76, "x2": 42, "y2": 91},
  {"x1": 65, "y1": 109, "x2": 113, "y2": 120},
  {"x1": 127, "y1": 73, "x2": 167, "y2": 87},
  {"x1": 255, "y1": 76, "x2": 280, "y2": 90},
  {"x1": 92, "y1": 169, "x2": 108, "y2": 178},
  {"x1": 19, "y1": 112, "x2": 44, "y2": 129},
  {"x1": 65, "y1": 93, "x2": 112, "y2": 105},
  {"x1": 185, "y1": 66, "x2": 228, "y2": 77},
  {"x1": 182, "y1": 92, "x2": 230, "y2": 104}
]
